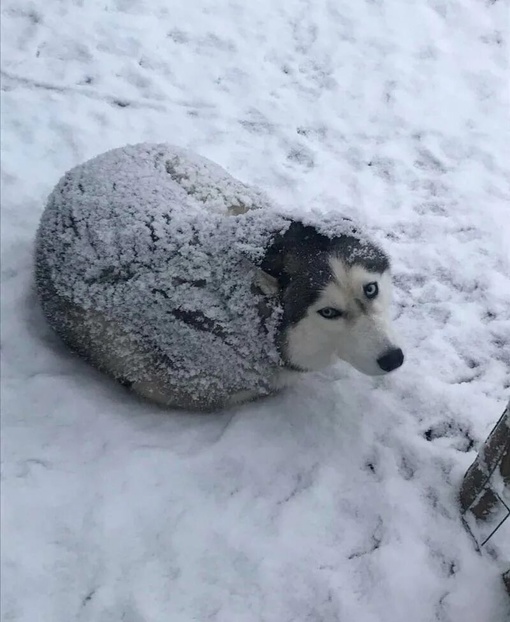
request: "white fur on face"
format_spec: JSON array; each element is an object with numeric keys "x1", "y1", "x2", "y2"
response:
[{"x1": 284, "y1": 258, "x2": 402, "y2": 375}]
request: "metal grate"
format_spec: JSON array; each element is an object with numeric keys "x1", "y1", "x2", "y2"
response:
[{"x1": 459, "y1": 400, "x2": 510, "y2": 594}]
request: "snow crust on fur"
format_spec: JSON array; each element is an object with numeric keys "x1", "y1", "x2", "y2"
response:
[
  {"x1": 35, "y1": 143, "x2": 284, "y2": 404},
  {"x1": 35, "y1": 142, "x2": 366, "y2": 406}
]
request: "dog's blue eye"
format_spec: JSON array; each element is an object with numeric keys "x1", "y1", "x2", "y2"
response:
[
  {"x1": 364, "y1": 282, "x2": 378, "y2": 299},
  {"x1": 318, "y1": 307, "x2": 343, "y2": 319}
]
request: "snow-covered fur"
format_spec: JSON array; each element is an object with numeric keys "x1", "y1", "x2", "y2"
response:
[{"x1": 34, "y1": 143, "x2": 403, "y2": 411}]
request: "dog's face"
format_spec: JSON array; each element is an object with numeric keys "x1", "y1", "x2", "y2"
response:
[{"x1": 260, "y1": 221, "x2": 404, "y2": 375}]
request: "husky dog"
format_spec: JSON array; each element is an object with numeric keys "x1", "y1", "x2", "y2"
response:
[{"x1": 35, "y1": 143, "x2": 403, "y2": 411}]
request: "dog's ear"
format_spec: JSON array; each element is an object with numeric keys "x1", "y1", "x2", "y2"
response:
[
  {"x1": 260, "y1": 221, "x2": 329, "y2": 288},
  {"x1": 253, "y1": 268, "x2": 280, "y2": 296},
  {"x1": 260, "y1": 221, "x2": 302, "y2": 285}
]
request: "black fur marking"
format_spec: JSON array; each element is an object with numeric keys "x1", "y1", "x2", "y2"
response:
[
  {"x1": 171, "y1": 277, "x2": 207, "y2": 288},
  {"x1": 146, "y1": 215, "x2": 159, "y2": 244},
  {"x1": 261, "y1": 221, "x2": 389, "y2": 329},
  {"x1": 151, "y1": 288, "x2": 227, "y2": 337},
  {"x1": 171, "y1": 308, "x2": 228, "y2": 339},
  {"x1": 332, "y1": 235, "x2": 389, "y2": 273},
  {"x1": 261, "y1": 221, "x2": 389, "y2": 284},
  {"x1": 88, "y1": 265, "x2": 135, "y2": 285},
  {"x1": 281, "y1": 265, "x2": 333, "y2": 326}
]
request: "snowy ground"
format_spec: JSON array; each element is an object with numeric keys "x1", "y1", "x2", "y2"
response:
[{"x1": 1, "y1": 0, "x2": 510, "y2": 620}]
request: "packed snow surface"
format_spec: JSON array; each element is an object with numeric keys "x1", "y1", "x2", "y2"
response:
[{"x1": 1, "y1": 0, "x2": 509, "y2": 621}]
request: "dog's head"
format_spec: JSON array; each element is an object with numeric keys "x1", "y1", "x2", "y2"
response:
[{"x1": 259, "y1": 220, "x2": 404, "y2": 376}]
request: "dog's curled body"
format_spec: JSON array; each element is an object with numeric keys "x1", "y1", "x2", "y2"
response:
[
  {"x1": 35, "y1": 143, "x2": 402, "y2": 411},
  {"x1": 35, "y1": 143, "x2": 297, "y2": 410}
]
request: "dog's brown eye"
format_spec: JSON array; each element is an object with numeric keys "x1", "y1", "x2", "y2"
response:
[
  {"x1": 318, "y1": 307, "x2": 344, "y2": 319},
  {"x1": 364, "y1": 282, "x2": 378, "y2": 299}
]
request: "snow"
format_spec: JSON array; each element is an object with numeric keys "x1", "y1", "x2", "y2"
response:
[{"x1": 1, "y1": 0, "x2": 509, "y2": 620}]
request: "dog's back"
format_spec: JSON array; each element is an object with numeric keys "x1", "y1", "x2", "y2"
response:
[{"x1": 35, "y1": 143, "x2": 284, "y2": 410}]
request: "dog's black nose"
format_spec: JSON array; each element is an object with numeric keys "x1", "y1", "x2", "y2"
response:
[{"x1": 377, "y1": 348, "x2": 404, "y2": 372}]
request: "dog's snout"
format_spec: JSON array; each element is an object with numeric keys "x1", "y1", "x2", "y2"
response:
[{"x1": 377, "y1": 348, "x2": 404, "y2": 373}]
